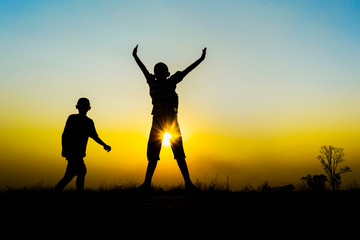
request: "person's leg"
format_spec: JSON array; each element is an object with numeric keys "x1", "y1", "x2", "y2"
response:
[
  {"x1": 141, "y1": 160, "x2": 157, "y2": 188},
  {"x1": 54, "y1": 161, "x2": 75, "y2": 192},
  {"x1": 176, "y1": 158, "x2": 199, "y2": 191},
  {"x1": 176, "y1": 158, "x2": 192, "y2": 186},
  {"x1": 170, "y1": 115, "x2": 198, "y2": 190},
  {"x1": 140, "y1": 116, "x2": 162, "y2": 189},
  {"x1": 75, "y1": 160, "x2": 87, "y2": 192}
]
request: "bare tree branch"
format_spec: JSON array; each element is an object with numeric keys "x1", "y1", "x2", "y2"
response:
[{"x1": 318, "y1": 145, "x2": 351, "y2": 191}]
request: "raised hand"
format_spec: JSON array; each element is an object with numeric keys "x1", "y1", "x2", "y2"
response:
[
  {"x1": 133, "y1": 44, "x2": 139, "y2": 56},
  {"x1": 200, "y1": 47, "x2": 207, "y2": 60},
  {"x1": 182, "y1": 47, "x2": 207, "y2": 77},
  {"x1": 132, "y1": 44, "x2": 150, "y2": 77}
]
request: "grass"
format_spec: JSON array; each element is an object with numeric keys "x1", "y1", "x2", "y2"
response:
[
  {"x1": 3, "y1": 174, "x2": 360, "y2": 193},
  {"x1": 1, "y1": 178, "x2": 360, "y2": 238}
]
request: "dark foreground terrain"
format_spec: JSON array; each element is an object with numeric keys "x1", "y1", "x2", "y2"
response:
[{"x1": 1, "y1": 188, "x2": 360, "y2": 238}]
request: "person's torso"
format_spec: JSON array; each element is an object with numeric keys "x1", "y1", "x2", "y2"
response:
[
  {"x1": 62, "y1": 114, "x2": 95, "y2": 157},
  {"x1": 148, "y1": 79, "x2": 179, "y2": 114}
]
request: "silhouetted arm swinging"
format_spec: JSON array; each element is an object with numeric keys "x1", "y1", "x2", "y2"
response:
[
  {"x1": 92, "y1": 135, "x2": 111, "y2": 152},
  {"x1": 132, "y1": 44, "x2": 151, "y2": 78},
  {"x1": 182, "y1": 48, "x2": 207, "y2": 78}
]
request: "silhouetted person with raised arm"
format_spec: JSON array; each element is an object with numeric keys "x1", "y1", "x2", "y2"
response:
[
  {"x1": 55, "y1": 98, "x2": 111, "y2": 192},
  {"x1": 133, "y1": 45, "x2": 206, "y2": 191}
]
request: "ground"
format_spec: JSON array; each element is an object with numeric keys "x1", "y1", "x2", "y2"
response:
[{"x1": 1, "y1": 188, "x2": 360, "y2": 238}]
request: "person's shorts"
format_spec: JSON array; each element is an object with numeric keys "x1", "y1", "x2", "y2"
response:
[
  {"x1": 65, "y1": 157, "x2": 87, "y2": 177},
  {"x1": 147, "y1": 112, "x2": 186, "y2": 161}
]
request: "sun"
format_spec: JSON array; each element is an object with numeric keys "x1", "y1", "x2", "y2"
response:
[{"x1": 162, "y1": 132, "x2": 172, "y2": 146}]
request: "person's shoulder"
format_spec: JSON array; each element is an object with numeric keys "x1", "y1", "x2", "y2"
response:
[
  {"x1": 146, "y1": 73, "x2": 156, "y2": 84},
  {"x1": 83, "y1": 115, "x2": 93, "y2": 122},
  {"x1": 85, "y1": 116, "x2": 95, "y2": 125},
  {"x1": 169, "y1": 71, "x2": 184, "y2": 83},
  {"x1": 67, "y1": 114, "x2": 77, "y2": 120}
]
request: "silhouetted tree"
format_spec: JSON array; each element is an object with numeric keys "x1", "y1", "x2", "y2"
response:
[
  {"x1": 301, "y1": 174, "x2": 328, "y2": 191},
  {"x1": 317, "y1": 145, "x2": 351, "y2": 191}
]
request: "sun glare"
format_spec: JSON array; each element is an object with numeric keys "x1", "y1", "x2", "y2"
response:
[{"x1": 162, "y1": 132, "x2": 172, "y2": 146}]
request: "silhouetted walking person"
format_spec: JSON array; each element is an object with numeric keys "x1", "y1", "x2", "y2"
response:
[
  {"x1": 55, "y1": 98, "x2": 111, "y2": 192},
  {"x1": 133, "y1": 45, "x2": 206, "y2": 191}
]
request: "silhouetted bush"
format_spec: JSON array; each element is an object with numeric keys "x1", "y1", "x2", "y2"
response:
[{"x1": 301, "y1": 174, "x2": 328, "y2": 191}]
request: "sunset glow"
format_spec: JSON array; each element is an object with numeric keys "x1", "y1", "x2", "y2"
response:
[
  {"x1": 1, "y1": 0, "x2": 360, "y2": 189},
  {"x1": 162, "y1": 132, "x2": 172, "y2": 147}
]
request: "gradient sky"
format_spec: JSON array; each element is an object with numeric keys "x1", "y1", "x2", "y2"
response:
[{"x1": 1, "y1": 0, "x2": 360, "y2": 189}]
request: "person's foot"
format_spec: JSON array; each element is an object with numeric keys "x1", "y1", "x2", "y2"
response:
[
  {"x1": 137, "y1": 183, "x2": 153, "y2": 193},
  {"x1": 185, "y1": 182, "x2": 201, "y2": 193}
]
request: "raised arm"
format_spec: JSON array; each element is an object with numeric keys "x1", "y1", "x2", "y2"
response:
[
  {"x1": 182, "y1": 48, "x2": 207, "y2": 77},
  {"x1": 132, "y1": 44, "x2": 151, "y2": 78}
]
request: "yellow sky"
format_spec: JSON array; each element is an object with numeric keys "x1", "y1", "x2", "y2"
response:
[{"x1": 1, "y1": 105, "x2": 360, "y2": 189}]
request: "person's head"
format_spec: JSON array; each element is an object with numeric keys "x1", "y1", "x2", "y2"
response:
[
  {"x1": 76, "y1": 97, "x2": 91, "y2": 115},
  {"x1": 154, "y1": 62, "x2": 170, "y2": 80}
]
